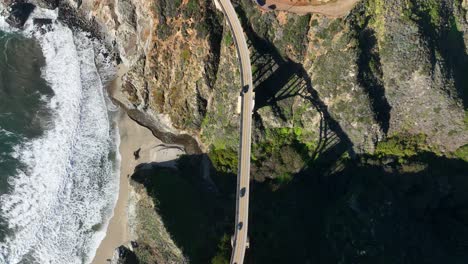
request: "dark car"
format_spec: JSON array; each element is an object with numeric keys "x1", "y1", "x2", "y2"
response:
[
  {"x1": 242, "y1": 85, "x2": 249, "y2": 94},
  {"x1": 238, "y1": 222, "x2": 243, "y2": 230},
  {"x1": 240, "y1": 187, "x2": 246, "y2": 197}
]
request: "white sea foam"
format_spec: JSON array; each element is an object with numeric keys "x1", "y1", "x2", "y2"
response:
[{"x1": 0, "y1": 12, "x2": 120, "y2": 264}]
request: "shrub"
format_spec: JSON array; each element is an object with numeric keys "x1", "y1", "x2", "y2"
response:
[
  {"x1": 281, "y1": 14, "x2": 311, "y2": 55},
  {"x1": 224, "y1": 31, "x2": 233, "y2": 46},
  {"x1": 454, "y1": 145, "x2": 468, "y2": 162},
  {"x1": 211, "y1": 234, "x2": 230, "y2": 264},
  {"x1": 209, "y1": 145, "x2": 238, "y2": 173},
  {"x1": 375, "y1": 133, "x2": 432, "y2": 162},
  {"x1": 464, "y1": 111, "x2": 468, "y2": 130},
  {"x1": 181, "y1": 49, "x2": 191, "y2": 61}
]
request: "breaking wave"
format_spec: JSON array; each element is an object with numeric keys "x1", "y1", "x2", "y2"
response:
[{"x1": 0, "y1": 9, "x2": 120, "y2": 264}]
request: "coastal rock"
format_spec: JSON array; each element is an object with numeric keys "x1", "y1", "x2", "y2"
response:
[
  {"x1": 47, "y1": 0, "x2": 222, "y2": 154},
  {"x1": 110, "y1": 246, "x2": 139, "y2": 264},
  {"x1": 6, "y1": 2, "x2": 35, "y2": 28},
  {"x1": 128, "y1": 171, "x2": 188, "y2": 264},
  {"x1": 365, "y1": 0, "x2": 468, "y2": 152}
]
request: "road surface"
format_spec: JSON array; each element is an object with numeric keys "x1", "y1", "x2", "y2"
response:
[{"x1": 215, "y1": 0, "x2": 253, "y2": 263}]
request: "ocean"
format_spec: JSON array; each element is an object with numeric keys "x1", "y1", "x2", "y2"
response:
[{"x1": 0, "y1": 8, "x2": 120, "y2": 264}]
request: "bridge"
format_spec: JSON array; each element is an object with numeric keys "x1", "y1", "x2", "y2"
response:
[{"x1": 215, "y1": 0, "x2": 253, "y2": 263}]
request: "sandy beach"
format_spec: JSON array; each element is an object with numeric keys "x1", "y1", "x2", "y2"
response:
[{"x1": 91, "y1": 67, "x2": 185, "y2": 264}]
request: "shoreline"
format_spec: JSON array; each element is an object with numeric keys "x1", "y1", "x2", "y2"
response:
[{"x1": 91, "y1": 66, "x2": 185, "y2": 263}]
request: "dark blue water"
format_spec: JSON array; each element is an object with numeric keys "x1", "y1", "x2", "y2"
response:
[{"x1": 0, "y1": 30, "x2": 53, "y2": 240}]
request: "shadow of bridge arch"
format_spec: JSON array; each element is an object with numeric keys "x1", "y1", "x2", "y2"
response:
[{"x1": 235, "y1": 6, "x2": 355, "y2": 172}]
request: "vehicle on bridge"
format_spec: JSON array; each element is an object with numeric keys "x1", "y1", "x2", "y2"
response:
[
  {"x1": 240, "y1": 187, "x2": 246, "y2": 197},
  {"x1": 242, "y1": 85, "x2": 249, "y2": 94}
]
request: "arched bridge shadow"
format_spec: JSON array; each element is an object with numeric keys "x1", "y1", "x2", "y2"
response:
[{"x1": 236, "y1": 6, "x2": 355, "y2": 170}]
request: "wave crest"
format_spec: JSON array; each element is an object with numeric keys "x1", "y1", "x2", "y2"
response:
[{"x1": 0, "y1": 14, "x2": 119, "y2": 264}]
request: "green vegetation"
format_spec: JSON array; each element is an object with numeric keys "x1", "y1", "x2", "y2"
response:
[
  {"x1": 374, "y1": 133, "x2": 435, "y2": 162},
  {"x1": 209, "y1": 143, "x2": 238, "y2": 173},
  {"x1": 195, "y1": 19, "x2": 211, "y2": 39},
  {"x1": 157, "y1": 23, "x2": 173, "y2": 40},
  {"x1": 365, "y1": 0, "x2": 386, "y2": 42},
  {"x1": 210, "y1": 234, "x2": 230, "y2": 264},
  {"x1": 418, "y1": 0, "x2": 441, "y2": 25},
  {"x1": 252, "y1": 127, "x2": 317, "y2": 181},
  {"x1": 454, "y1": 144, "x2": 468, "y2": 162},
  {"x1": 255, "y1": 127, "x2": 311, "y2": 159},
  {"x1": 239, "y1": 0, "x2": 276, "y2": 41},
  {"x1": 401, "y1": 0, "x2": 415, "y2": 22},
  {"x1": 276, "y1": 172, "x2": 293, "y2": 185},
  {"x1": 223, "y1": 31, "x2": 233, "y2": 46},
  {"x1": 251, "y1": 64, "x2": 258, "y2": 75},
  {"x1": 315, "y1": 19, "x2": 343, "y2": 40},
  {"x1": 280, "y1": 14, "x2": 311, "y2": 56},
  {"x1": 311, "y1": 19, "x2": 319, "y2": 27},
  {"x1": 154, "y1": 0, "x2": 183, "y2": 39},
  {"x1": 465, "y1": 111, "x2": 468, "y2": 130},
  {"x1": 156, "y1": 0, "x2": 182, "y2": 18},
  {"x1": 183, "y1": 0, "x2": 200, "y2": 18},
  {"x1": 181, "y1": 49, "x2": 191, "y2": 62}
]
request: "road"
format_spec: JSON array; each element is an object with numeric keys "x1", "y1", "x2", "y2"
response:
[{"x1": 215, "y1": 0, "x2": 253, "y2": 264}]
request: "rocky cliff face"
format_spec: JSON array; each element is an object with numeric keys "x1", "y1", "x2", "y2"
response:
[{"x1": 64, "y1": 0, "x2": 224, "y2": 150}]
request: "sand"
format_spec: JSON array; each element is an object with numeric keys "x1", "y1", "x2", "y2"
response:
[{"x1": 91, "y1": 67, "x2": 185, "y2": 264}]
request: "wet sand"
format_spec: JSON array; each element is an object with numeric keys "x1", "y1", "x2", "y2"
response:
[{"x1": 91, "y1": 110, "x2": 155, "y2": 264}]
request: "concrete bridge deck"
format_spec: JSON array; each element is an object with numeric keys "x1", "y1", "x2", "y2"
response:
[{"x1": 215, "y1": 0, "x2": 254, "y2": 263}]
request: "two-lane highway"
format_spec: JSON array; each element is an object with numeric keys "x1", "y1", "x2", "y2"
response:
[{"x1": 215, "y1": 0, "x2": 253, "y2": 263}]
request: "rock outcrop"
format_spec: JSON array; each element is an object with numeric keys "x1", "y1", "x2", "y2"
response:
[{"x1": 57, "y1": 0, "x2": 224, "y2": 154}]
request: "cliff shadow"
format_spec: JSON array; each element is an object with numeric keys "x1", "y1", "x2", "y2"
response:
[
  {"x1": 129, "y1": 135, "x2": 468, "y2": 264},
  {"x1": 319, "y1": 154, "x2": 468, "y2": 263},
  {"x1": 247, "y1": 152, "x2": 468, "y2": 263},
  {"x1": 131, "y1": 154, "x2": 235, "y2": 264},
  {"x1": 129, "y1": 151, "x2": 339, "y2": 264},
  {"x1": 356, "y1": 22, "x2": 391, "y2": 135}
]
